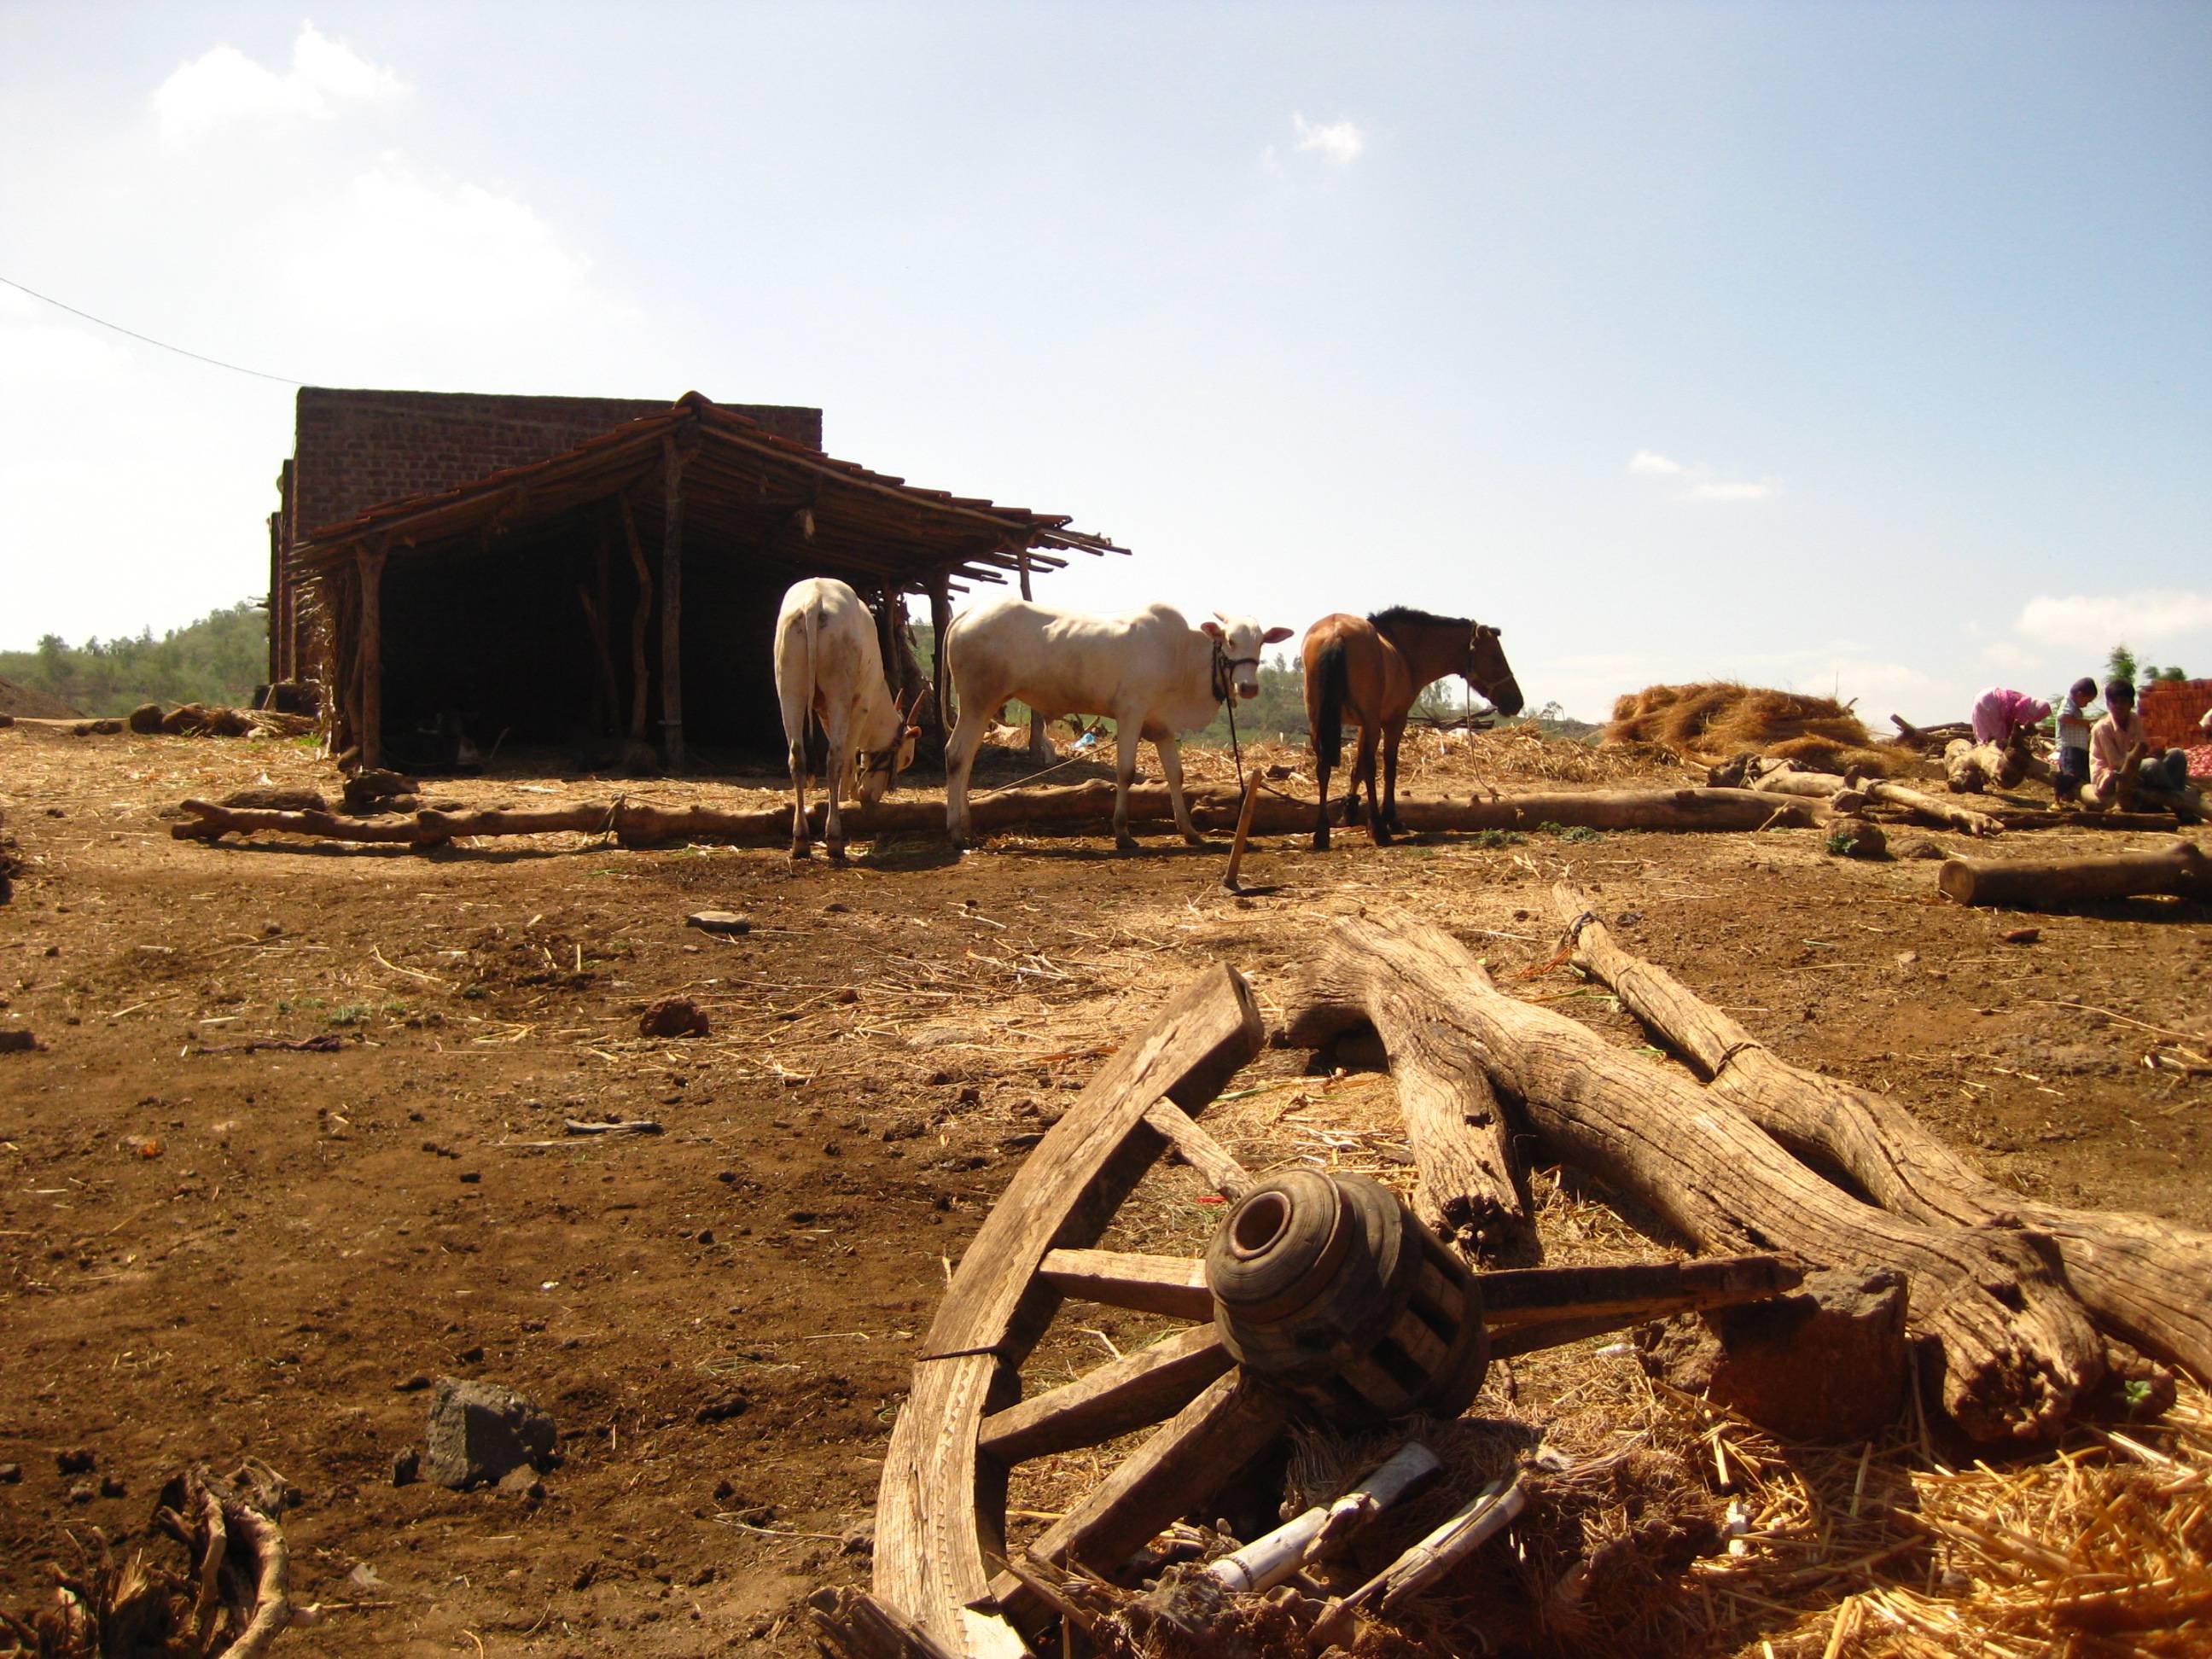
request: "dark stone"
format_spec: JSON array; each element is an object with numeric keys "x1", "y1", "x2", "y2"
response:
[
  {"x1": 127, "y1": 702, "x2": 165, "y2": 734},
  {"x1": 685, "y1": 911, "x2": 752, "y2": 936},
  {"x1": 1635, "y1": 1266, "x2": 1908, "y2": 1441},
  {"x1": 694, "y1": 1394, "x2": 750, "y2": 1425},
  {"x1": 221, "y1": 787, "x2": 329, "y2": 812},
  {"x1": 392, "y1": 1446, "x2": 420, "y2": 1486},
  {"x1": 1825, "y1": 815, "x2": 1888, "y2": 859},
  {"x1": 421, "y1": 1377, "x2": 556, "y2": 1490},
  {"x1": 495, "y1": 1465, "x2": 546, "y2": 1501},
  {"x1": 0, "y1": 1029, "x2": 39, "y2": 1053},
  {"x1": 55, "y1": 1448, "x2": 94, "y2": 1475},
  {"x1": 639, "y1": 997, "x2": 709, "y2": 1039},
  {"x1": 100, "y1": 1474, "x2": 126, "y2": 1498},
  {"x1": 0, "y1": 1463, "x2": 20, "y2": 1483},
  {"x1": 1889, "y1": 835, "x2": 1950, "y2": 861}
]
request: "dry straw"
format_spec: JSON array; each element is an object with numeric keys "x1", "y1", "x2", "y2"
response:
[{"x1": 1604, "y1": 683, "x2": 1913, "y2": 778}]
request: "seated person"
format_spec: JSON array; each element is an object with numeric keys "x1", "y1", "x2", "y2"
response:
[{"x1": 2086, "y1": 679, "x2": 2195, "y2": 813}]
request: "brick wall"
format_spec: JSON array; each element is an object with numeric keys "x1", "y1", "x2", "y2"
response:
[
  {"x1": 2140, "y1": 678, "x2": 2212, "y2": 748},
  {"x1": 288, "y1": 387, "x2": 823, "y2": 535}
]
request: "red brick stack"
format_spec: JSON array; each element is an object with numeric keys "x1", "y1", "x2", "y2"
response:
[{"x1": 2142, "y1": 678, "x2": 2212, "y2": 779}]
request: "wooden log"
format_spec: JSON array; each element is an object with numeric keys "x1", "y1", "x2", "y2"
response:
[
  {"x1": 171, "y1": 783, "x2": 1828, "y2": 851},
  {"x1": 1552, "y1": 883, "x2": 2212, "y2": 1388},
  {"x1": 927, "y1": 571, "x2": 953, "y2": 742},
  {"x1": 1283, "y1": 910, "x2": 2105, "y2": 1441},
  {"x1": 1865, "y1": 776, "x2": 2004, "y2": 836},
  {"x1": 1476, "y1": 1254, "x2": 1802, "y2": 1329},
  {"x1": 977, "y1": 1324, "x2": 1231, "y2": 1464},
  {"x1": 1938, "y1": 840, "x2": 2212, "y2": 909},
  {"x1": 874, "y1": 965, "x2": 1265, "y2": 1657}
]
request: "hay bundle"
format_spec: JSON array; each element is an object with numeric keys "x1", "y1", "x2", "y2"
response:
[{"x1": 1605, "y1": 683, "x2": 1907, "y2": 777}]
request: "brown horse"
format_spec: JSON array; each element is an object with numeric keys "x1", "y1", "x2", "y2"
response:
[{"x1": 1302, "y1": 607, "x2": 1523, "y2": 848}]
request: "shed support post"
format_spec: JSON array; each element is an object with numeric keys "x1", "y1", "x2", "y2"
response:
[
  {"x1": 357, "y1": 542, "x2": 386, "y2": 770},
  {"x1": 1017, "y1": 546, "x2": 1051, "y2": 761},
  {"x1": 620, "y1": 492, "x2": 653, "y2": 751},
  {"x1": 927, "y1": 571, "x2": 953, "y2": 744},
  {"x1": 659, "y1": 435, "x2": 693, "y2": 771},
  {"x1": 876, "y1": 587, "x2": 900, "y2": 701}
]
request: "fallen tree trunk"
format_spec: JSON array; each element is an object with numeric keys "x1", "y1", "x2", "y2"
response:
[
  {"x1": 1938, "y1": 840, "x2": 2212, "y2": 908},
  {"x1": 171, "y1": 784, "x2": 1823, "y2": 850},
  {"x1": 1551, "y1": 881, "x2": 2212, "y2": 1387},
  {"x1": 1892, "y1": 714, "x2": 1972, "y2": 753},
  {"x1": 1281, "y1": 911, "x2": 2106, "y2": 1441},
  {"x1": 1721, "y1": 759, "x2": 2005, "y2": 836}
]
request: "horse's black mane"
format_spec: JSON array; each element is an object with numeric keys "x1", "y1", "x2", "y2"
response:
[{"x1": 1367, "y1": 605, "x2": 1474, "y2": 630}]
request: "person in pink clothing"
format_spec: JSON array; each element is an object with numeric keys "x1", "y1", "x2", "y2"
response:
[{"x1": 1969, "y1": 686, "x2": 2051, "y2": 747}]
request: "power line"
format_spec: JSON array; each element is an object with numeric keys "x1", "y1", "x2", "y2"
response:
[{"x1": 0, "y1": 271, "x2": 302, "y2": 386}]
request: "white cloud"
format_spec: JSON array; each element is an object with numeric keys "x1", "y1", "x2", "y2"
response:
[
  {"x1": 154, "y1": 22, "x2": 405, "y2": 143},
  {"x1": 1290, "y1": 113, "x2": 1365, "y2": 166},
  {"x1": 1978, "y1": 640, "x2": 2043, "y2": 675},
  {"x1": 1627, "y1": 447, "x2": 1778, "y2": 504},
  {"x1": 2016, "y1": 590, "x2": 2212, "y2": 647}
]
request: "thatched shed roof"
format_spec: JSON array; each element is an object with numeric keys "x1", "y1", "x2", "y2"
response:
[{"x1": 288, "y1": 390, "x2": 1126, "y2": 593}]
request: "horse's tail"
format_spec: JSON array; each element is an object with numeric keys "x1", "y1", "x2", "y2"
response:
[{"x1": 1313, "y1": 638, "x2": 1348, "y2": 769}]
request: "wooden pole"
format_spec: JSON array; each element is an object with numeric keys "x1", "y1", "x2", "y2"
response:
[
  {"x1": 1938, "y1": 840, "x2": 2212, "y2": 908},
  {"x1": 620, "y1": 492, "x2": 653, "y2": 750},
  {"x1": 876, "y1": 587, "x2": 900, "y2": 701},
  {"x1": 1220, "y1": 770, "x2": 1263, "y2": 895},
  {"x1": 659, "y1": 434, "x2": 692, "y2": 771},
  {"x1": 1017, "y1": 546, "x2": 1051, "y2": 762},
  {"x1": 926, "y1": 571, "x2": 953, "y2": 742},
  {"x1": 356, "y1": 542, "x2": 386, "y2": 769}
]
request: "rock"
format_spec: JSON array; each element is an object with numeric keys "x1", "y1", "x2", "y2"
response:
[
  {"x1": 394, "y1": 1373, "x2": 432, "y2": 1392},
  {"x1": 685, "y1": 911, "x2": 752, "y2": 936},
  {"x1": 0, "y1": 1029, "x2": 39, "y2": 1053},
  {"x1": 0, "y1": 1463, "x2": 20, "y2": 1484},
  {"x1": 127, "y1": 702, "x2": 165, "y2": 734},
  {"x1": 342, "y1": 769, "x2": 422, "y2": 812},
  {"x1": 1824, "y1": 815, "x2": 1888, "y2": 859},
  {"x1": 495, "y1": 1465, "x2": 546, "y2": 1501},
  {"x1": 1889, "y1": 835, "x2": 1949, "y2": 861},
  {"x1": 421, "y1": 1377, "x2": 556, "y2": 1490},
  {"x1": 391, "y1": 1447, "x2": 420, "y2": 1487},
  {"x1": 1634, "y1": 1266, "x2": 1908, "y2": 1441},
  {"x1": 100, "y1": 1474, "x2": 126, "y2": 1498},
  {"x1": 72, "y1": 719, "x2": 124, "y2": 736},
  {"x1": 2001, "y1": 927, "x2": 2040, "y2": 945},
  {"x1": 67, "y1": 1481, "x2": 95, "y2": 1505},
  {"x1": 55, "y1": 1448, "x2": 94, "y2": 1475},
  {"x1": 840, "y1": 1518, "x2": 875, "y2": 1557},
  {"x1": 639, "y1": 997, "x2": 710, "y2": 1039}
]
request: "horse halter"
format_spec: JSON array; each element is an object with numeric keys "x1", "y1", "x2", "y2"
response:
[{"x1": 1461, "y1": 624, "x2": 1511, "y2": 704}]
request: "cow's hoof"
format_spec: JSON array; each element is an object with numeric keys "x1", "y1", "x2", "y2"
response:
[
  {"x1": 1313, "y1": 829, "x2": 1331, "y2": 852},
  {"x1": 1371, "y1": 826, "x2": 1395, "y2": 847},
  {"x1": 826, "y1": 844, "x2": 847, "y2": 866},
  {"x1": 1115, "y1": 833, "x2": 1140, "y2": 853},
  {"x1": 789, "y1": 841, "x2": 812, "y2": 860},
  {"x1": 1180, "y1": 831, "x2": 1208, "y2": 848}
]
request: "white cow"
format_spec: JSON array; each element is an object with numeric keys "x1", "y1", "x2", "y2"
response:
[
  {"x1": 944, "y1": 600, "x2": 1291, "y2": 850},
  {"x1": 773, "y1": 578, "x2": 919, "y2": 862}
]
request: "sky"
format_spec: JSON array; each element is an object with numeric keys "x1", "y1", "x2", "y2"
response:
[{"x1": 2, "y1": 2, "x2": 2207, "y2": 723}]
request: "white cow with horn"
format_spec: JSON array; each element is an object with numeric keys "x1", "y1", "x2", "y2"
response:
[
  {"x1": 773, "y1": 578, "x2": 920, "y2": 862},
  {"x1": 943, "y1": 599, "x2": 1292, "y2": 851}
]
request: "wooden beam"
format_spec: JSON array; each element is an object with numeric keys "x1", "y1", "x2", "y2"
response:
[
  {"x1": 976, "y1": 1324, "x2": 1231, "y2": 1464},
  {"x1": 659, "y1": 435, "x2": 691, "y2": 770},
  {"x1": 356, "y1": 542, "x2": 386, "y2": 769},
  {"x1": 620, "y1": 493, "x2": 653, "y2": 748},
  {"x1": 1037, "y1": 1249, "x2": 1212, "y2": 1319},
  {"x1": 1141, "y1": 1102, "x2": 1252, "y2": 1199},
  {"x1": 927, "y1": 570, "x2": 953, "y2": 740}
]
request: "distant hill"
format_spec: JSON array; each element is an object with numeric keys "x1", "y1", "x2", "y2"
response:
[
  {"x1": 0, "y1": 602, "x2": 267, "y2": 716},
  {"x1": 0, "y1": 675, "x2": 82, "y2": 719}
]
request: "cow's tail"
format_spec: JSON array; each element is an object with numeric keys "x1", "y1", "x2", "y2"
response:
[{"x1": 1313, "y1": 638, "x2": 1348, "y2": 769}]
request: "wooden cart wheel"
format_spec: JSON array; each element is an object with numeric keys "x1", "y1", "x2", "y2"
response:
[{"x1": 835, "y1": 964, "x2": 1796, "y2": 1659}]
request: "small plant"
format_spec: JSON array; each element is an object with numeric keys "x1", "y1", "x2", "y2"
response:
[
  {"x1": 328, "y1": 1003, "x2": 370, "y2": 1027},
  {"x1": 1469, "y1": 829, "x2": 1525, "y2": 849},
  {"x1": 1557, "y1": 824, "x2": 1604, "y2": 844},
  {"x1": 461, "y1": 984, "x2": 489, "y2": 1001},
  {"x1": 1824, "y1": 829, "x2": 1859, "y2": 857}
]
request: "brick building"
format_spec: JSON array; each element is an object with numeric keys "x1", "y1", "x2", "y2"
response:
[{"x1": 273, "y1": 388, "x2": 1122, "y2": 769}]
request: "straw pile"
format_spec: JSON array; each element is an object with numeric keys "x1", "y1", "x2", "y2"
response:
[{"x1": 1605, "y1": 684, "x2": 1910, "y2": 777}]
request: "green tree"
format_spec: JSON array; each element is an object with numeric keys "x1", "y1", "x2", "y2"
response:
[
  {"x1": 2106, "y1": 643, "x2": 2139, "y2": 684},
  {"x1": 1, "y1": 602, "x2": 268, "y2": 713}
]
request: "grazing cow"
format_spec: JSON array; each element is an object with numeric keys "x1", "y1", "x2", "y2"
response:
[
  {"x1": 1303, "y1": 607, "x2": 1523, "y2": 848},
  {"x1": 773, "y1": 578, "x2": 920, "y2": 862},
  {"x1": 944, "y1": 600, "x2": 1292, "y2": 850}
]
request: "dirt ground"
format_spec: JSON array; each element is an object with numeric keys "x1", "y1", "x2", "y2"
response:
[{"x1": 2, "y1": 720, "x2": 2207, "y2": 1657}]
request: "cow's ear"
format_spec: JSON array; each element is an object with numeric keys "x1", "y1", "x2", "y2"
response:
[
  {"x1": 1262, "y1": 626, "x2": 1294, "y2": 644},
  {"x1": 1199, "y1": 620, "x2": 1225, "y2": 640}
]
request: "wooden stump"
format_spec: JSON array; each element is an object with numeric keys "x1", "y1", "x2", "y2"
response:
[{"x1": 1938, "y1": 840, "x2": 2212, "y2": 908}]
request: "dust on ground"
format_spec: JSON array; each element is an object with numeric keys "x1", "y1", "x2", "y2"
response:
[{"x1": 1, "y1": 720, "x2": 2206, "y2": 1656}]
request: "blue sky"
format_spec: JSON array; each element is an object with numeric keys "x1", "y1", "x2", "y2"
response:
[{"x1": 3, "y1": 2, "x2": 2206, "y2": 720}]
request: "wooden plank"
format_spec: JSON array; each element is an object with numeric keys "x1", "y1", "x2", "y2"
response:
[
  {"x1": 1004, "y1": 1373, "x2": 1289, "y2": 1595},
  {"x1": 1141, "y1": 1102, "x2": 1253, "y2": 1199},
  {"x1": 1038, "y1": 1249, "x2": 1212, "y2": 1320},
  {"x1": 1477, "y1": 1254, "x2": 1802, "y2": 1329},
  {"x1": 977, "y1": 1324, "x2": 1231, "y2": 1464},
  {"x1": 806, "y1": 1587, "x2": 963, "y2": 1659},
  {"x1": 873, "y1": 966, "x2": 1263, "y2": 1658}
]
